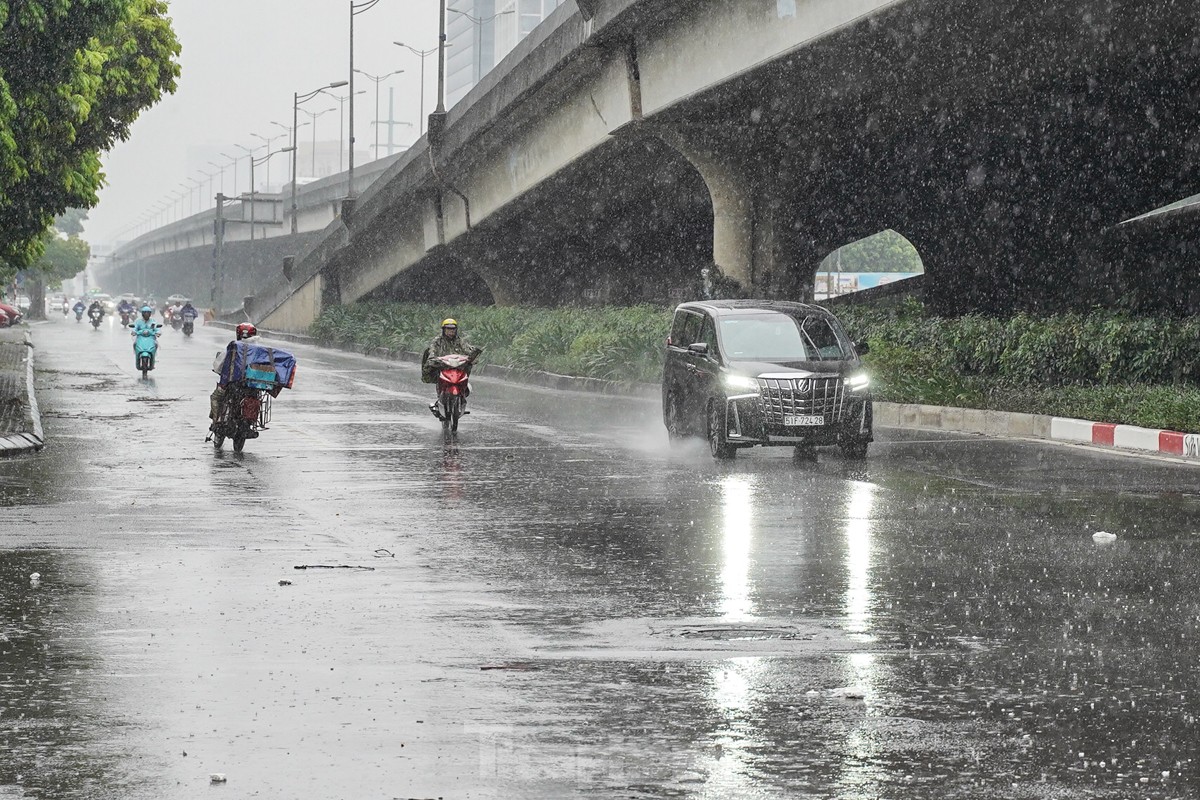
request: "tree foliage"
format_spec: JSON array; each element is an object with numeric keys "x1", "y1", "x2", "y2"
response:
[
  {"x1": 54, "y1": 206, "x2": 88, "y2": 236},
  {"x1": 30, "y1": 225, "x2": 90, "y2": 283},
  {"x1": 0, "y1": 0, "x2": 181, "y2": 269},
  {"x1": 821, "y1": 230, "x2": 924, "y2": 274}
]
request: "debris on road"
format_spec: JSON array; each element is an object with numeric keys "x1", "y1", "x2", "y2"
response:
[
  {"x1": 293, "y1": 564, "x2": 375, "y2": 571},
  {"x1": 830, "y1": 686, "x2": 866, "y2": 700},
  {"x1": 278, "y1": 579, "x2": 293, "y2": 586},
  {"x1": 29, "y1": 572, "x2": 40, "y2": 587},
  {"x1": 480, "y1": 662, "x2": 541, "y2": 671},
  {"x1": 1092, "y1": 531, "x2": 1118, "y2": 543},
  {"x1": 209, "y1": 773, "x2": 226, "y2": 784}
]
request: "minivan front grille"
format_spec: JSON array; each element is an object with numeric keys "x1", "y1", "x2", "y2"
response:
[{"x1": 757, "y1": 376, "x2": 846, "y2": 423}]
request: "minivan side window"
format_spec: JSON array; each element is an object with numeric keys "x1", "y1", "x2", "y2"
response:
[
  {"x1": 671, "y1": 311, "x2": 703, "y2": 347},
  {"x1": 698, "y1": 315, "x2": 719, "y2": 356}
]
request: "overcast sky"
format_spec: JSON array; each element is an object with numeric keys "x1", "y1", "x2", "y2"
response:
[{"x1": 86, "y1": 0, "x2": 440, "y2": 247}]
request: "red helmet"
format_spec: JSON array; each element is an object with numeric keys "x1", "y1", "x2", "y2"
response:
[{"x1": 236, "y1": 323, "x2": 258, "y2": 341}]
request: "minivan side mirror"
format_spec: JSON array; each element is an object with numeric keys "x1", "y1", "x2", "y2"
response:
[
  {"x1": 687, "y1": 342, "x2": 709, "y2": 356},
  {"x1": 855, "y1": 340, "x2": 870, "y2": 356}
]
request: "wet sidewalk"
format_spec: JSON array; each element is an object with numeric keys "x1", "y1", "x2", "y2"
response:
[{"x1": 0, "y1": 326, "x2": 44, "y2": 455}]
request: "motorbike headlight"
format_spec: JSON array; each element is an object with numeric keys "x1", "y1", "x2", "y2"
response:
[
  {"x1": 846, "y1": 372, "x2": 870, "y2": 391},
  {"x1": 723, "y1": 373, "x2": 760, "y2": 392}
]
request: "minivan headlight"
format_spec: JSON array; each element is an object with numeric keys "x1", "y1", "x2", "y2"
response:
[
  {"x1": 846, "y1": 372, "x2": 870, "y2": 391},
  {"x1": 723, "y1": 373, "x2": 760, "y2": 391}
]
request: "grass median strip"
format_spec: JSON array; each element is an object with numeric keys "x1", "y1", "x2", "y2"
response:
[{"x1": 311, "y1": 299, "x2": 1200, "y2": 432}]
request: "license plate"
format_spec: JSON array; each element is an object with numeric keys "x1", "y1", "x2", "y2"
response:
[{"x1": 783, "y1": 415, "x2": 825, "y2": 427}]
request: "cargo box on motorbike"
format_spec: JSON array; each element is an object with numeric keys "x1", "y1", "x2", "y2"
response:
[{"x1": 216, "y1": 342, "x2": 297, "y2": 394}]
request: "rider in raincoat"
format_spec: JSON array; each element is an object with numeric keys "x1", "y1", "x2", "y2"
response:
[
  {"x1": 130, "y1": 306, "x2": 160, "y2": 368},
  {"x1": 421, "y1": 319, "x2": 483, "y2": 413}
]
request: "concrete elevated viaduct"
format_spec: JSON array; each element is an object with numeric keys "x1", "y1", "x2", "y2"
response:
[
  {"x1": 96, "y1": 155, "x2": 403, "y2": 306},
  {"x1": 237, "y1": 0, "x2": 1200, "y2": 331}
]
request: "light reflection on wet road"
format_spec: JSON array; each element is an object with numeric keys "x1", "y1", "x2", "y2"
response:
[{"x1": 1, "y1": 315, "x2": 1198, "y2": 798}]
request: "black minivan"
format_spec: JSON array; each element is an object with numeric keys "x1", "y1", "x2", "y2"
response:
[{"x1": 662, "y1": 300, "x2": 873, "y2": 459}]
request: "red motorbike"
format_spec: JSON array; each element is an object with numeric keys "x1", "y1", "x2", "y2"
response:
[{"x1": 430, "y1": 353, "x2": 473, "y2": 433}]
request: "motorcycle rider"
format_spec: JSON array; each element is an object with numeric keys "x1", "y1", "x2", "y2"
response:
[
  {"x1": 72, "y1": 299, "x2": 86, "y2": 319},
  {"x1": 422, "y1": 319, "x2": 483, "y2": 416},
  {"x1": 116, "y1": 297, "x2": 136, "y2": 324},
  {"x1": 180, "y1": 300, "x2": 199, "y2": 328},
  {"x1": 130, "y1": 305, "x2": 161, "y2": 367},
  {"x1": 210, "y1": 323, "x2": 260, "y2": 423},
  {"x1": 87, "y1": 299, "x2": 104, "y2": 321}
]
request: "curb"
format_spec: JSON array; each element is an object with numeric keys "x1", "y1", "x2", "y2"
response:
[
  {"x1": 875, "y1": 402, "x2": 1200, "y2": 461},
  {"x1": 0, "y1": 330, "x2": 45, "y2": 458},
  {"x1": 208, "y1": 321, "x2": 660, "y2": 399},
  {"x1": 211, "y1": 322, "x2": 1198, "y2": 461}
]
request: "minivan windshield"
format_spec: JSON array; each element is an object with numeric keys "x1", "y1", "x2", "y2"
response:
[{"x1": 718, "y1": 313, "x2": 851, "y2": 361}]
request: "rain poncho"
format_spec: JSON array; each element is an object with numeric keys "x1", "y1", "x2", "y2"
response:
[{"x1": 422, "y1": 334, "x2": 482, "y2": 383}]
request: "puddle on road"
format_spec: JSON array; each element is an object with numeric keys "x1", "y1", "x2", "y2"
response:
[{"x1": 531, "y1": 616, "x2": 868, "y2": 660}]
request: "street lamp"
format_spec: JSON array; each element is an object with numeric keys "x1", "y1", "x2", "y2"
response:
[
  {"x1": 394, "y1": 42, "x2": 438, "y2": 135},
  {"x1": 209, "y1": 160, "x2": 229, "y2": 196},
  {"x1": 250, "y1": 146, "x2": 296, "y2": 243},
  {"x1": 353, "y1": 69, "x2": 404, "y2": 161},
  {"x1": 220, "y1": 152, "x2": 241, "y2": 196},
  {"x1": 330, "y1": 90, "x2": 366, "y2": 172},
  {"x1": 300, "y1": 107, "x2": 337, "y2": 176},
  {"x1": 234, "y1": 143, "x2": 262, "y2": 191},
  {"x1": 179, "y1": 180, "x2": 196, "y2": 215},
  {"x1": 437, "y1": 0, "x2": 447, "y2": 116},
  {"x1": 446, "y1": 7, "x2": 514, "y2": 84},
  {"x1": 201, "y1": 170, "x2": 221, "y2": 210},
  {"x1": 293, "y1": 80, "x2": 348, "y2": 234},
  {"x1": 252, "y1": 132, "x2": 288, "y2": 189},
  {"x1": 349, "y1": 0, "x2": 384, "y2": 197}
]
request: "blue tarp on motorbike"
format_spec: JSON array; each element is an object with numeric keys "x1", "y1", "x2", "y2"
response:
[{"x1": 216, "y1": 342, "x2": 297, "y2": 394}]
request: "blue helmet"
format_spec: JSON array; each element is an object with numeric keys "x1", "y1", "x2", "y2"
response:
[{"x1": 140, "y1": 305, "x2": 153, "y2": 314}]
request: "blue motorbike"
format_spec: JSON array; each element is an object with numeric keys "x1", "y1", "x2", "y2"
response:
[{"x1": 132, "y1": 325, "x2": 162, "y2": 378}]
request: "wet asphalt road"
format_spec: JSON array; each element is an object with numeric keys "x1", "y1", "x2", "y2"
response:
[{"x1": 1, "y1": 314, "x2": 1198, "y2": 799}]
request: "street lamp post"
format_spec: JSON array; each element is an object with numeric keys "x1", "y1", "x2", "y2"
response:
[
  {"x1": 201, "y1": 170, "x2": 220, "y2": 210},
  {"x1": 393, "y1": 43, "x2": 438, "y2": 135},
  {"x1": 252, "y1": 132, "x2": 288, "y2": 190},
  {"x1": 447, "y1": 7, "x2": 514, "y2": 85},
  {"x1": 437, "y1": 0, "x2": 447, "y2": 116},
  {"x1": 300, "y1": 107, "x2": 337, "y2": 176},
  {"x1": 219, "y1": 153, "x2": 240, "y2": 196},
  {"x1": 234, "y1": 144, "x2": 261, "y2": 192},
  {"x1": 293, "y1": 80, "x2": 348, "y2": 234},
  {"x1": 331, "y1": 90, "x2": 366, "y2": 173},
  {"x1": 250, "y1": 146, "x2": 296, "y2": 243},
  {"x1": 349, "y1": 0, "x2": 384, "y2": 197},
  {"x1": 353, "y1": 69, "x2": 403, "y2": 161}
]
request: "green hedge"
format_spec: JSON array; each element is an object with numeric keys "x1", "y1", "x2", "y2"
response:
[
  {"x1": 309, "y1": 303, "x2": 672, "y2": 384},
  {"x1": 310, "y1": 300, "x2": 1200, "y2": 432},
  {"x1": 837, "y1": 299, "x2": 1200, "y2": 432}
]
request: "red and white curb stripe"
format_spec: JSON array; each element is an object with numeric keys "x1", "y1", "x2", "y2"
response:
[{"x1": 1050, "y1": 418, "x2": 1200, "y2": 458}]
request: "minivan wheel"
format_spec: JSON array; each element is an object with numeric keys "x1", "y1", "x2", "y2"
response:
[{"x1": 707, "y1": 401, "x2": 736, "y2": 460}]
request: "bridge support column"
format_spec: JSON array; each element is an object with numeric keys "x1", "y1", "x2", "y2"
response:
[{"x1": 656, "y1": 131, "x2": 815, "y2": 300}]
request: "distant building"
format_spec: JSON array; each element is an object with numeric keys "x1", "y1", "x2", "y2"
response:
[{"x1": 446, "y1": 0, "x2": 566, "y2": 107}]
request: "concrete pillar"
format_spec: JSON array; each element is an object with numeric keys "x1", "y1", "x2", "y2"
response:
[
  {"x1": 654, "y1": 130, "x2": 815, "y2": 300},
  {"x1": 470, "y1": 248, "x2": 521, "y2": 307}
]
